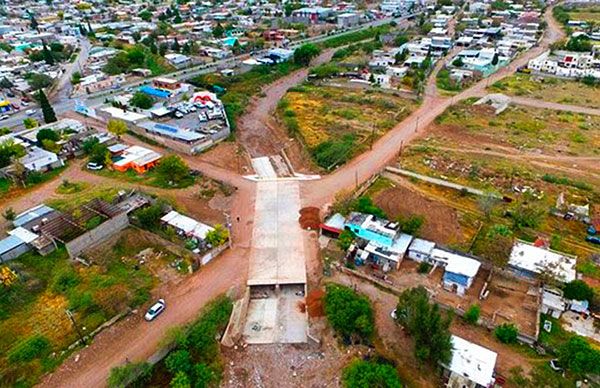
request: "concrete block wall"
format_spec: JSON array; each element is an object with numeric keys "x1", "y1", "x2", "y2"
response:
[{"x1": 66, "y1": 213, "x2": 129, "y2": 258}]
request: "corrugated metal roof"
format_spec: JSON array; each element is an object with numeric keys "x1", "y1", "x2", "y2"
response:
[
  {"x1": 0, "y1": 235, "x2": 25, "y2": 254},
  {"x1": 13, "y1": 204, "x2": 54, "y2": 227}
]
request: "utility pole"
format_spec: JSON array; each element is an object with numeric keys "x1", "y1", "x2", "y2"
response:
[
  {"x1": 355, "y1": 169, "x2": 358, "y2": 189},
  {"x1": 369, "y1": 123, "x2": 375, "y2": 150},
  {"x1": 65, "y1": 309, "x2": 87, "y2": 345},
  {"x1": 415, "y1": 116, "x2": 419, "y2": 132}
]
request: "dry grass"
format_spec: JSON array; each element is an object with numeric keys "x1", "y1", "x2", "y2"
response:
[
  {"x1": 489, "y1": 74, "x2": 600, "y2": 109},
  {"x1": 280, "y1": 85, "x2": 416, "y2": 148}
]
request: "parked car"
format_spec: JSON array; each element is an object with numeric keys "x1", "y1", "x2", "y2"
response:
[
  {"x1": 21, "y1": 101, "x2": 29, "y2": 106},
  {"x1": 175, "y1": 111, "x2": 184, "y2": 119},
  {"x1": 26, "y1": 109, "x2": 36, "y2": 116},
  {"x1": 86, "y1": 162, "x2": 103, "y2": 170},
  {"x1": 198, "y1": 112, "x2": 208, "y2": 122},
  {"x1": 0, "y1": 115, "x2": 9, "y2": 121},
  {"x1": 144, "y1": 299, "x2": 166, "y2": 321},
  {"x1": 586, "y1": 235, "x2": 600, "y2": 245},
  {"x1": 390, "y1": 309, "x2": 397, "y2": 320}
]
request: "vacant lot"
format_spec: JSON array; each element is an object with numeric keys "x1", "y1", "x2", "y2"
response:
[
  {"x1": 434, "y1": 102, "x2": 600, "y2": 157},
  {"x1": 278, "y1": 85, "x2": 416, "y2": 170},
  {"x1": 489, "y1": 74, "x2": 600, "y2": 109},
  {"x1": 384, "y1": 102, "x2": 600, "y2": 276},
  {"x1": 566, "y1": 5, "x2": 600, "y2": 23},
  {"x1": 0, "y1": 229, "x2": 186, "y2": 387}
]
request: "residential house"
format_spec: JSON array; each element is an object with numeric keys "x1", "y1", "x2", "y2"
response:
[
  {"x1": 19, "y1": 146, "x2": 63, "y2": 172},
  {"x1": 160, "y1": 210, "x2": 214, "y2": 241},
  {"x1": 432, "y1": 248, "x2": 482, "y2": 296},
  {"x1": 443, "y1": 335, "x2": 498, "y2": 388},
  {"x1": 508, "y1": 240, "x2": 577, "y2": 283},
  {"x1": 337, "y1": 12, "x2": 360, "y2": 28},
  {"x1": 407, "y1": 238, "x2": 435, "y2": 262},
  {"x1": 320, "y1": 213, "x2": 346, "y2": 238},
  {"x1": 112, "y1": 145, "x2": 162, "y2": 173},
  {"x1": 343, "y1": 212, "x2": 413, "y2": 271},
  {"x1": 164, "y1": 53, "x2": 192, "y2": 69}
]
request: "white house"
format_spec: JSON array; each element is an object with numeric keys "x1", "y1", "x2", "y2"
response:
[
  {"x1": 443, "y1": 335, "x2": 498, "y2": 388},
  {"x1": 508, "y1": 241, "x2": 577, "y2": 283},
  {"x1": 432, "y1": 248, "x2": 482, "y2": 296},
  {"x1": 407, "y1": 238, "x2": 435, "y2": 262}
]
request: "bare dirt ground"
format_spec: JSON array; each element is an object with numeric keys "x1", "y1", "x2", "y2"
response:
[
  {"x1": 331, "y1": 270, "x2": 544, "y2": 384},
  {"x1": 235, "y1": 48, "x2": 337, "y2": 173},
  {"x1": 196, "y1": 141, "x2": 252, "y2": 176},
  {"x1": 372, "y1": 184, "x2": 464, "y2": 245}
]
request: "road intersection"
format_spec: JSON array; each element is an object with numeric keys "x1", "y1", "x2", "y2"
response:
[{"x1": 37, "y1": 5, "x2": 566, "y2": 387}]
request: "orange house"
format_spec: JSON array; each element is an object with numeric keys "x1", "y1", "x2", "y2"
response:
[{"x1": 113, "y1": 145, "x2": 162, "y2": 173}]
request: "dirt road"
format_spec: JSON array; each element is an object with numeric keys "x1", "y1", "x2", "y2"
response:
[
  {"x1": 38, "y1": 6, "x2": 566, "y2": 387},
  {"x1": 303, "y1": 5, "x2": 566, "y2": 207}
]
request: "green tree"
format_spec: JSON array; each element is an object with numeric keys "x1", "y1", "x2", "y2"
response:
[
  {"x1": 171, "y1": 38, "x2": 180, "y2": 52},
  {"x1": 134, "y1": 202, "x2": 164, "y2": 228},
  {"x1": 107, "y1": 119, "x2": 127, "y2": 139},
  {"x1": 28, "y1": 73, "x2": 53, "y2": 90},
  {"x1": 463, "y1": 304, "x2": 480, "y2": 324},
  {"x1": 130, "y1": 92, "x2": 155, "y2": 109},
  {"x1": 205, "y1": 224, "x2": 229, "y2": 247},
  {"x1": 337, "y1": 229, "x2": 355, "y2": 251},
  {"x1": 0, "y1": 140, "x2": 25, "y2": 168},
  {"x1": 71, "y1": 71, "x2": 82, "y2": 84},
  {"x1": 563, "y1": 280, "x2": 594, "y2": 302},
  {"x1": 510, "y1": 201, "x2": 545, "y2": 230},
  {"x1": 155, "y1": 155, "x2": 190, "y2": 184},
  {"x1": 342, "y1": 359, "x2": 402, "y2": 388},
  {"x1": 170, "y1": 371, "x2": 191, "y2": 388},
  {"x1": 212, "y1": 23, "x2": 224, "y2": 38},
  {"x1": 159, "y1": 42, "x2": 168, "y2": 56},
  {"x1": 352, "y1": 196, "x2": 386, "y2": 218},
  {"x1": 165, "y1": 349, "x2": 192, "y2": 375},
  {"x1": 0, "y1": 77, "x2": 13, "y2": 89},
  {"x1": 293, "y1": 43, "x2": 321, "y2": 66},
  {"x1": 23, "y1": 118, "x2": 39, "y2": 129},
  {"x1": 193, "y1": 363, "x2": 217, "y2": 387},
  {"x1": 452, "y1": 57, "x2": 464, "y2": 67},
  {"x1": 558, "y1": 336, "x2": 600, "y2": 375},
  {"x1": 107, "y1": 362, "x2": 152, "y2": 388},
  {"x1": 38, "y1": 89, "x2": 57, "y2": 123},
  {"x1": 139, "y1": 9, "x2": 152, "y2": 21},
  {"x1": 36, "y1": 128, "x2": 59, "y2": 143},
  {"x1": 494, "y1": 323, "x2": 518, "y2": 344},
  {"x1": 41, "y1": 42, "x2": 55, "y2": 65},
  {"x1": 3, "y1": 207, "x2": 16, "y2": 221},
  {"x1": 395, "y1": 286, "x2": 453, "y2": 365},
  {"x1": 324, "y1": 283, "x2": 374, "y2": 342},
  {"x1": 88, "y1": 143, "x2": 109, "y2": 165}
]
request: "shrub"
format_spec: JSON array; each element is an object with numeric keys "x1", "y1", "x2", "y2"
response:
[
  {"x1": 342, "y1": 359, "x2": 402, "y2": 388},
  {"x1": 107, "y1": 362, "x2": 153, "y2": 388},
  {"x1": 400, "y1": 215, "x2": 424, "y2": 235},
  {"x1": 417, "y1": 262, "x2": 431, "y2": 274},
  {"x1": 205, "y1": 224, "x2": 229, "y2": 247},
  {"x1": 337, "y1": 230, "x2": 355, "y2": 251},
  {"x1": 51, "y1": 267, "x2": 80, "y2": 294},
  {"x1": 8, "y1": 335, "x2": 51, "y2": 363},
  {"x1": 494, "y1": 323, "x2": 518, "y2": 344},
  {"x1": 165, "y1": 349, "x2": 192, "y2": 375},
  {"x1": 351, "y1": 196, "x2": 386, "y2": 219},
  {"x1": 558, "y1": 336, "x2": 600, "y2": 375},
  {"x1": 324, "y1": 284, "x2": 374, "y2": 342},
  {"x1": 563, "y1": 280, "x2": 594, "y2": 302},
  {"x1": 463, "y1": 304, "x2": 480, "y2": 324}
]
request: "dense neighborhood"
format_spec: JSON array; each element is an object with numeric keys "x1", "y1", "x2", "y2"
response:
[{"x1": 0, "y1": 0, "x2": 599, "y2": 387}]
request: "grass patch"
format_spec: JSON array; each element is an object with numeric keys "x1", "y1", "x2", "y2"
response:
[
  {"x1": 92, "y1": 167, "x2": 195, "y2": 190},
  {"x1": 278, "y1": 84, "x2": 416, "y2": 170},
  {"x1": 55, "y1": 180, "x2": 88, "y2": 195},
  {"x1": 0, "y1": 238, "x2": 158, "y2": 386}
]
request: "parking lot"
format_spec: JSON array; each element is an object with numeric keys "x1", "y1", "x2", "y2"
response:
[{"x1": 159, "y1": 100, "x2": 229, "y2": 137}]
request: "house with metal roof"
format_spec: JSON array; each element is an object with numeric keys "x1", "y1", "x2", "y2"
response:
[{"x1": 443, "y1": 335, "x2": 498, "y2": 388}]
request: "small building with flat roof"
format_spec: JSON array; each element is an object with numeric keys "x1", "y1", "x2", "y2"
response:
[
  {"x1": 508, "y1": 241, "x2": 577, "y2": 283},
  {"x1": 443, "y1": 335, "x2": 497, "y2": 388},
  {"x1": 112, "y1": 145, "x2": 162, "y2": 173}
]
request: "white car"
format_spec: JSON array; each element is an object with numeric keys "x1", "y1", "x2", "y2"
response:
[
  {"x1": 0, "y1": 115, "x2": 8, "y2": 121},
  {"x1": 390, "y1": 309, "x2": 397, "y2": 320},
  {"x1": 144, "y1": 299, "x2": 165, "y2": 321},
  {"x1": 26, "y1": 109, "x2": 36, "y2": 116},
  {"x1": 86, "y1": 162, "x2": 103, "y2": 170},
  {"x1": 198, "y1": 112, "x2": 208, "y2": 122},
  {"x1": 21, "y1": 101, "x2": 29, "y2": 106}
]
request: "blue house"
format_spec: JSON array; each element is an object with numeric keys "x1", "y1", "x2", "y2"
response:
[
  {"x1": 432, "y1": 248, "x2": 481, "y2": 296},
  {"x1": 344, "y1": 212, "x2": 399, "y2": 247}
]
